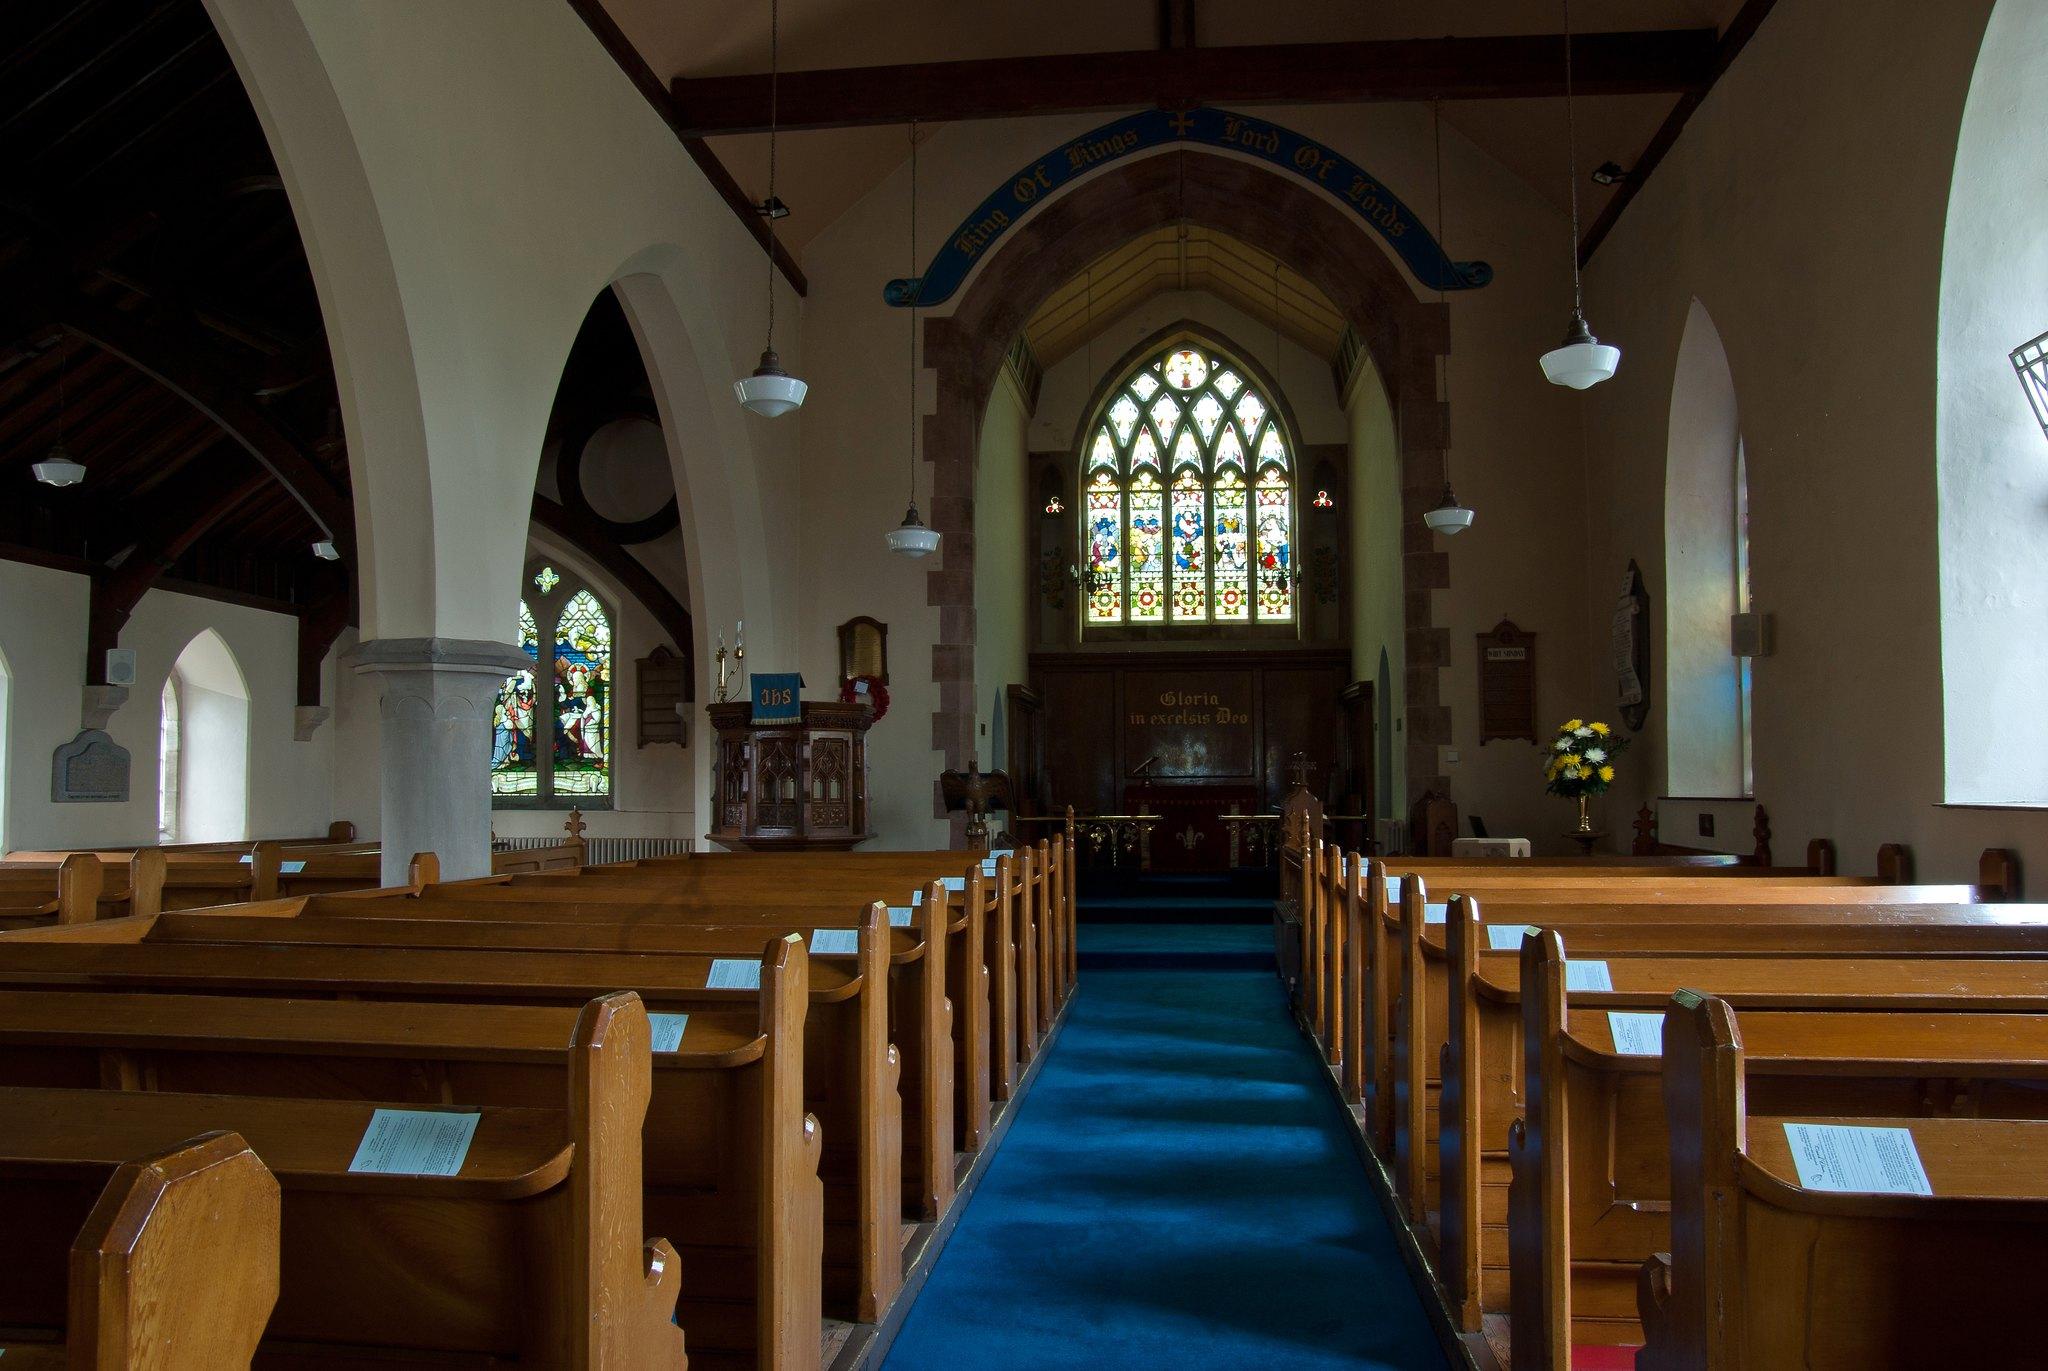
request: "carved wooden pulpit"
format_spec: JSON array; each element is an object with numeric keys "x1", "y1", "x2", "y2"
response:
[{"x1": 706, "y1": 700, "x2": 873, "y2": 851}]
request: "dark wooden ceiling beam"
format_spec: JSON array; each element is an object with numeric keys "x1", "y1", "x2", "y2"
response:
[
  {"x1": 57, "y1": 297, "x2": 352, "y2": 553},
  {"x1": 562, "y1": 0, "x2": 807, "y2": 296},
  {"x1": 1579, "y1": 0, "x2": 1779, "y2": 265},
  {"x1": 668, "y1": 29, "x2": 1718, "y2": 135}
]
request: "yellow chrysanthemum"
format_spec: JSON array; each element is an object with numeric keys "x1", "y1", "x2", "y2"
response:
[
  {"x1": 1599, "y1": 765, "x2": 1615, "y2": 783},
  {"x1": 1562, "y1": 718, "x2": 1584, "y2": 732},
  {"x1": 1559, "y1": 754, "x2": 1580, "y2": 769},
  {"x1": 1590, "y1": 722, "x2": 1610, "y2": 736}
]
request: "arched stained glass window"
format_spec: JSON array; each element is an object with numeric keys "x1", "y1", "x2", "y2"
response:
[
  {"x1": 1083, "y1": 339, "x2": 1293, "y2": 628},
  {"x1": 491, "y1": 601, "x2": 540, "y2": 798},
  {"x1": 492, "y1": 569, "x2": 614, "y2": 807},
  {"x1": 551, "y1": 589, "x2": 612, "y2": 797}
]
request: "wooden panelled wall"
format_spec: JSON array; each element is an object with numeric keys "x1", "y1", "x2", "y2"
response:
[{"x1": 1016, "y1": 650, "x2": 1367, "y2": 820}]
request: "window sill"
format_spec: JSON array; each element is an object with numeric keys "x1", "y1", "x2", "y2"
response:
[{"x1": 1934, "y1": 801, "x2": 2048, "y2": 813}]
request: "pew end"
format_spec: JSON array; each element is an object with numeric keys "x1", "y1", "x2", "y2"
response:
[
  {"x1": 69, "y1": 1130, "x2": 280, "y2": 1371},
  {"x1": 1981, "y1": 847, "x2": 2023, "y2": 902}
]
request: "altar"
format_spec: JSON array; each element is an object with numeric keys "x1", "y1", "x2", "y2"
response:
[{"x1": 1124, "y1": 783, "x2": 1259, "y2": 872}]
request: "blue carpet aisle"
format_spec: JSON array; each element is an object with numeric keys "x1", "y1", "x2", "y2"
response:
[{"x1": 881, "y1": 912, "x2": 1449, "y2": 1370}]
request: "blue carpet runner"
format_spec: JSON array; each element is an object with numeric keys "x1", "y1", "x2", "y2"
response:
[{"x1": 881, "y1": 922, "x2": 1449, "y2": 1370}]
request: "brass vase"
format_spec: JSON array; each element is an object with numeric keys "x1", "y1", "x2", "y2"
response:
[{"x1": 1575, "y1": 794, "x2": 1593, "y2": 833}]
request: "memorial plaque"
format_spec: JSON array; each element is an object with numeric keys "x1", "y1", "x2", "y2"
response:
[
  {"x1": 1477, "y1": 619, "x2": 1538, "y2": 744},
  {"x1": 52, "y1": 729, "x2": 131, "y2": 803}
]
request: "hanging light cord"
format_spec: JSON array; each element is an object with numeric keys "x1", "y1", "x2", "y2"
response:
[
  {"x1": 764, "y1": 0, "x2": 781, "y2": 352},
  {"x1": 1433, "y1": 97, "x2": 1452, "y2": 490},
  {"x1": 1563, "y1": 0, "x2": 1583, "y2": 312},
  {"x1": 907, "y1": 117, "x2": 919, "y2": 505}
]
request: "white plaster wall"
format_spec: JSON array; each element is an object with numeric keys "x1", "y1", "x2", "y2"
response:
[
  {"x1": 1578, "y1": 0, "x2": 2045, "y2": 877},
  {"x1": 1938, "y1": 0, "x2": 2048, "y2": 805},
  {"x1": 1030, "y1": 291, "x2": 1348, "y2": 450},
  {"x1": 1347, "y1": 359, "x2": 1407, "y2": 821},
  {"x1": 0, "y1": 561, "x2": 337, "y2": 850},
  {"x1": 975, "y1": 370, "x2": 1031, "y2": 774}
]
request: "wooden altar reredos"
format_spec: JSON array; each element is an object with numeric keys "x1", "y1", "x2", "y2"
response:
[{"x1": 706, "y1": 699, "x2": 873, "y2": 851}]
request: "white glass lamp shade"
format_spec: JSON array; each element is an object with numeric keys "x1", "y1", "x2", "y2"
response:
[
  {"x1": 885, "y1": 503, "x2": 942, "y2": 558},
  {"x1": 734, "y1": 348, "x2": 808, "y2": 417},
  {"x1": 32, "y1": 446, "x2": 86, "y2": 487},
  {"x1": 311, "y1": 539, "x2": 341, "y2": 561},
  {"x1": 1540, "y1": 311, "x2": 1620, "y2": 390},
  {"x1": 1423, "y1": 485, "x2": 1474, "y2": 535}
]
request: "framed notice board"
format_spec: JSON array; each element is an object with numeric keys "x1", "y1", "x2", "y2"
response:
[{"x1": 1477, "y1": 619, "x2": 1538, "y2": 744}]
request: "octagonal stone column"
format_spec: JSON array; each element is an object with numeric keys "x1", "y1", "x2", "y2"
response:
[{"x1": 348, "y1": 637, "x2": 531, "y2": 885}]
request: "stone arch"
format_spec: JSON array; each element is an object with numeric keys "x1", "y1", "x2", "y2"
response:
[{"x1": 921, "y1": 150, "x2": 1450, "y2": 815}]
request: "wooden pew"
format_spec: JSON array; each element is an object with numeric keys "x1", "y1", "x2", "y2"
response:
[
  {"x1": 385, "y1": 852, "x2": 1024, "y2": 1141},
  {"x1": 0, "y1": 1130, "x2": 279, "y2": 1370},
  {"x1": 0, "y1": 918, "x2": 903, "y2": 1326},
  {"x1": 1429, "y1": 907, "x2": 2048, "y2": 1342},
  {"x1": 163, "y1": 890, "x2": 959, "y2": 1231},
  {"x1": 1506, "y1": 931, "x2": 2048, "y2": 1369},
  {"x1": 1360, "y1": 874, "x2": 1992, "y2": 1160},
  {"x1": 0, "y1": 855, "x2": 106, "y2": 930},
  {"x1": 1637, "y1": 990, "x2": 2048, "y2": 1370},
  {"x1": 0, "y1": 942, "x2": 819, "y2": 1371},
  {"x1": 0, "y1": 992, "x2": 685, "y2": 1368}
]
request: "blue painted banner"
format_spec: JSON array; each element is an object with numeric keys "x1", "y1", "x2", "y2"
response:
[
  {"x1": 750, "y1": 673, "x2": 804, "y2": 725},
  {"x1": 885, "y1": 106, "x2": 1491, "y2": 310}
]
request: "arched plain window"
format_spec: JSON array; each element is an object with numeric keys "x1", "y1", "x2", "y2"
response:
[
  {"x1": 1664, "y1": 299, "x2": 1750, "y2": 798},
  {"x1": 1082, "y1": 337, "x2": 1294, "y2": 629},
  {"x1": 492, "y1": 563, "x2": 614, "y2": 808},
  {"x1": 160, "y1": 630, "x2": 250, "y2": 843},
  {"x1": 0, "y1": 645, "x2": 13, "y2": 853},
  {"x1": 157, "y1": 678, "x2": 181, "y2": 843}
]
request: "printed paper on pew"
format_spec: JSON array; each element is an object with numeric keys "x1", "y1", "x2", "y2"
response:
[
  {"x1": 648, "y1": 1012, "x2": 690, "y2": 1053},
  {"x1": 281, "y1": 860, "x2": 307, "y2": 874},
  {"x1": 981, "y1": 861, "x2": 998, "y2": 876},
  {"x1": 1782, "y1": 1122, "x2": 1934, "y2": 1196},
  {"x1": 1606, "y1": 1011, "x2": 1663, "y2": 1056},
  {"x1": 706, "y1": 958, "x2": 763, "y2": 990},
  {"x1": 349, "y1": 1108, "x2": 482, "y2": 1177},
  {"x1": 910, "y1": 890, "x2": 924, "y2": 906},
  {"x1": 1384, "y1": 874, "x2": 1402, "y2": 897},
  {"x1": 1423, "y1": 903, "x2": 1449, "y2": 925},
  {"x1": 1564, "y1": 960, "x2": 1614, "y2": 992},
  {"x1": 1486, "y1": 924, "x2": 1540, "y2": 951},
  {"x1": 942, "y1": 876, "x2": 967, "y2": 891},
  {"x1": 810, "y1": 928, "x2": 860, "y2": 955},
  {"x1": 887, "y1": 906, "x2": 914, "y2": 927},
  {"x1": 989, "y1": 848, "x2": 1014, "y2": 858}
]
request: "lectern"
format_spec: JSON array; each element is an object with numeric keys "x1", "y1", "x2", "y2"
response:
[{"x1": 706, "y1": 700, "x2": 873, "y2": 851}]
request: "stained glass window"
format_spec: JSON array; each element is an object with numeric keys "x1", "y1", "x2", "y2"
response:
[
  {"x1": 491, "y1": 601, "x2": 540, "y2": 798},
  {"x1": 1077, "y1": 339, "x2": 1295, "y2": 629},
  {"x1": 492, "y1": 578, "x2": 614, "y2": 806},
  {"x1": 551, "y1": 590, "x2": 612, "y2": 797}
]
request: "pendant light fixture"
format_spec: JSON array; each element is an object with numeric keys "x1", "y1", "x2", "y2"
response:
[
  {"x1": 32, "y1": 345, "x2": 86, "y2": 488},
  {"x1": 1424, "y1": 100, "x2": 1474, "y2": 536},
  {"x1": 733, "y1": 0, "x2": 807, "y2": 418},
  {"x1": 1538, "y1": 0, "x2": 1621, "y2": 390},
  {"x1": 886, "y1": 119, "x2": 940, "y2": 559}
]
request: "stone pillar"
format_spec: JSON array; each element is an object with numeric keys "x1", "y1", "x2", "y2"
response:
[{"x1": 347, "y1": 638, "x2": 531, "y2": 886}]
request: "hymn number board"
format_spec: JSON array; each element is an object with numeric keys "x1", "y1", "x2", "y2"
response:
[{"x1": 1477, "y1": 619, "x2": 1538, "y2": 744}]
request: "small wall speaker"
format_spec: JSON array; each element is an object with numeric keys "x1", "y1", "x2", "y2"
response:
[
  {"x1": 1730, "y1": 611, "x2": 1774, "y2": 659},
  {"x1": 105, "y1": 648, "x2": 137, "y2": 687}
]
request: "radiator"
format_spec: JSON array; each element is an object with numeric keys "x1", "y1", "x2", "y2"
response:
[{"x1": 493, "y1": 836, "x2": 695, "y2": 865}]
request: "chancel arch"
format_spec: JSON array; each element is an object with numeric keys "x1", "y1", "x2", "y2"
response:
[
  {"x1": 1663, "y1": 298, "x2": 1751, "y2": 798},
  {"x1": 924, "y1": 150, "x2": 1451, "y2": 830}
]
